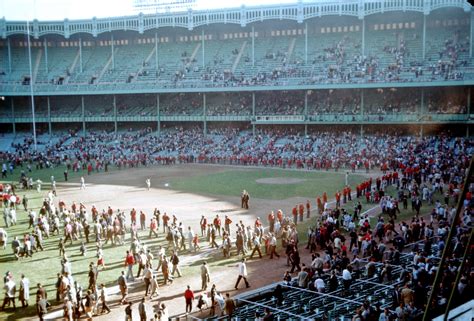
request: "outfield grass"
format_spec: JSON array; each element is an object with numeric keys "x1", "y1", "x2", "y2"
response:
[
  {"x1": 0, "y1": 163, "x2": 117, "y2": 188},
  {"x1": 167, "y1": 168, "x2": 364, "y2": 200}
]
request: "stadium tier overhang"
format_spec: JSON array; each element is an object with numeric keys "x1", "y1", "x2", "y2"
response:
[{"x1": 0, "y1": 0, "x2": 472, "y2": 39}]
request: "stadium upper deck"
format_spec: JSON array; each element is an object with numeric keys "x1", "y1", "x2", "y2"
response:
[
  {"x1": 0, "y1": 0, "x2": 473, "y2": 94},
  {"x1": 0, "y1": 0, "x2": 473, "y2": 136}
]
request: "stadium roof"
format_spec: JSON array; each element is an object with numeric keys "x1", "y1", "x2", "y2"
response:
[{"x1": 2, "y1": 0, "x2": 308, "y2": 21}]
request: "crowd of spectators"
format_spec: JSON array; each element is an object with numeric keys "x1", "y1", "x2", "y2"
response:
[
  {"x1": 256, "y1": 91, "x2": 304, "y2": 115},
  {"x1": 206, "y1": 93, "x2": 252, "y2": 116},
  {"x1": 6, "y1": 88, "x2": 468, "y2": 121},
  {"x1": 364, "y1": 88, "x2": 419, "y2": 115},
  {"x1": 160, "y1": 93, "x2": 202, "y2": 116},
  {"x1": 426, "y1": 88, "x2": 467, "y2": 114},
  {"x1": 0, "y1": 125, "x2": 472, "y2": 320},
  {"x1": 307, "y1": 89, "x2": 361, "y2": 115},
  {"x1": 1, "y1": 128, "x2": 472, "y2": 180}
]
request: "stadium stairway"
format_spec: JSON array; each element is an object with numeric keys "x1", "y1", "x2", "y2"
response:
[
  {"x1": 97, "y1": 47, "x2": 119, "y2": 83},
  {"x1": 231, "y1": 40, "x2": 248, "y2": 73},
  {"x1": 286, "y1": 37, "x2": 296, "y2": 63},
  {"x1": 32, "y1": 48, "x2": 43, "y2": 83}
]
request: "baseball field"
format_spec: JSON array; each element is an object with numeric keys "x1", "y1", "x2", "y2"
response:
[{"x1": 0, "y1": 163, "x2": 420, "y2": 320}]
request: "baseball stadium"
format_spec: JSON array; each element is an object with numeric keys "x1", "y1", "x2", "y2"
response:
[{"x1": 0, "y1": 0, "x2": 473, "y2": 320}]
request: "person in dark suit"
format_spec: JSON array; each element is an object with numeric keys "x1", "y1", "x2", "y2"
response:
[{"x1": 391, "y1": 285, "x2": 401, "y2": 309}]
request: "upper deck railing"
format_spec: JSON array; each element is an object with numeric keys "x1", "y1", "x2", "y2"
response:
[{"x1": 0, "y1": 0, "x2": 471, "y2": 39}]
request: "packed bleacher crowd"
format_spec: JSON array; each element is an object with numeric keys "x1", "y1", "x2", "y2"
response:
[{"x1": 1, "y1": 128, "x2": 472, "y2": 176}]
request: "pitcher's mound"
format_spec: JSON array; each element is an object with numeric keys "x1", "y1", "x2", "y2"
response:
[{"x1": 256, "y1": 178, "x2": 306, "y2": 185}]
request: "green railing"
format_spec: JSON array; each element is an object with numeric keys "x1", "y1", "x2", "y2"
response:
[{"x1": 4, "y1": 113, "x2": 471, "y2": 124}]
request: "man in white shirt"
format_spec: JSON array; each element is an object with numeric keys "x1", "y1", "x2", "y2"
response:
[
  {"x1": 342, "y1": 267, "x2": 352, "y2": 293},
  {"x1": 234, "y1": 258, "x2": 250, "y2": 289},
  {"x1": 187, "y1": 227, "x2": 194, "y2": 251},
  {"x1": 334, "y1": 236, "x2": 342, "y2": 251},
  {"x1": 1, "y1": 278, "x2": 16, "y2": 310},
  {"x1": 36, "y1": 179, "x2": 42, "y2": 193},
  {"x1": 269, "y1": 233, "x2": 280, "y2": 259},
  {"x1": 314, "y1": 277, "x2": 325, "y2": 293}
]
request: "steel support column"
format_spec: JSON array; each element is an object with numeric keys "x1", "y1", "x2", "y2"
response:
[
  {"x1": 47, "y1": 96, "x2": 51, "y2": 136},
  {"x1": 113, "y1": 95, "x2": 117, "y2": 135},
  {"x1": 420, "y1": 88, "x2": 425, "y2": 115},
  {"x1": 468, "y1": 87, "x2": 471, "y2": 116},
  {"x1": 252, "y1": 92, "x2": 256, "y2": 135},
  {"x1": 203, "y1": 93, "x2": 207, "y2": 136},
  {"x1": 11, "y1": 98, "x2": 15, "y2": 135},
  {"x1": 156, "y1": 94, "x2": 160, "y2": 134},
  {"x1": 81, "y1": 96, "x2": 86, "y2": 137}
]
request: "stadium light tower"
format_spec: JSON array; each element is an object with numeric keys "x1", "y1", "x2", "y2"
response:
[{"x1": 26, "y1": 20, "x2": 37, "y2": 151}]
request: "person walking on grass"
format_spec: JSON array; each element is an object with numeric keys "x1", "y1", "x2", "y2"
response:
[
  {"x1": 1, "y1": 276, "x2": 16, "y2": 311},
  {"x1": 171, "y1": 250, "x2": 182, "y2": 278},
  {"x1": 200, "y1": 261, "x2": 210, "y2": 291},
  {"x1": 143, "y1": 264, "x2": 152, "y2": 296},
  {"x1": 234, "y1": 258, "x2": 250, "y2": 289},
  {"x1": 19, "y1": 274, "x2": 30, "y2": 308},
  {"x1": 124, "y1": 251, "x2": 135, "y2": 281},
  {"x1": 100, "y1": 284, "x2": 111, "y2": 314},
  {"x1": 118, "y1": 271, "x2": 128, "y2": 304},
  {"x1": 250, "y1": 235, "x2": 263, "y2": 259},
  {"x1": 148, "y1": 275, "x2": 159, "y2": 299}
]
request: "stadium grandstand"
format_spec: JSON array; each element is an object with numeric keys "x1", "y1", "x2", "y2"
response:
[
  {"x1": 0, "y1": 1, "x2": 473, "y2": 321},
  {"x1": 0, "y1": 0, "x2": 473, "y2": 137}
]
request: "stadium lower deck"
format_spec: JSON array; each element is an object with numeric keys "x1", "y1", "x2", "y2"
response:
[{"x1": 218, "y1": 240, "x2": 441, "y2": 320}]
